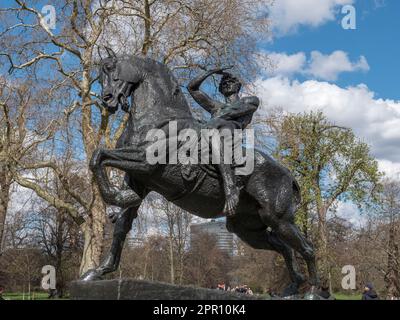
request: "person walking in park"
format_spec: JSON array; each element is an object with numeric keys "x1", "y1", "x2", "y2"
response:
[{"x1": 362, "y1": 283, "x2": 379, "y2": 300}]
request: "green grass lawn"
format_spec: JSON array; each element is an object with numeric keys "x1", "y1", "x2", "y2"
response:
[
  {"x1": 334, "y1": 293, "x2": 362, "y2": 300},
  {"x1": 3, "y1": 292, "x2": 361, "y2": 300},
  {"x1": 3, "y1": 292, "x2": 68, "y2": 300},
  {"x1": 250, "y1": 292, "x2": 363, "y2": 300}
]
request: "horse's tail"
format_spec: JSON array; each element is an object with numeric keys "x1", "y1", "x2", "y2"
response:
[{"x1": 292, "y1": 178, "x2": 302, "y2": 212}]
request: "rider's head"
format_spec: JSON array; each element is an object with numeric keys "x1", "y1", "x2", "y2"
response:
[{"x1": 219, "y1": 72, "x2": 242, "y2": 97}]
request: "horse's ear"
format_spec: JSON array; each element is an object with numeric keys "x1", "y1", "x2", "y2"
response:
[
  {"x1": 116, "y1": 61, "x2": 141, "y2": 84},
  {"x1": 97, "y1": 46, "x2": 104, "y2": 61},
  {"x1": 105, "y1": 46, "x2": 117, "y2": 58}
]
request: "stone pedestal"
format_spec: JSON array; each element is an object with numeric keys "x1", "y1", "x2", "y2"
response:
[{"x1": 70, "y1": 279, "x2": 262, "y2": 300}]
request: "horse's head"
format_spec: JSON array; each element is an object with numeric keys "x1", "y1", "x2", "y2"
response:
[{"x1": 99, "y1": 48, "x2": 137, "y2": 114}]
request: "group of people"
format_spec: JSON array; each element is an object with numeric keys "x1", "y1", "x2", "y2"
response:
[
  {"x1": 216, "y1": 280, "x2": 386, "y2": 300},
  {"x1": 216, "y1": 282, "x2": 254, "y2": 295},
  {"x1": 267, "y1": 282, "x2": 384, "y2": 300},
  {"x1": 317, "y1": 282, "x2": 382, "y2": 300}
]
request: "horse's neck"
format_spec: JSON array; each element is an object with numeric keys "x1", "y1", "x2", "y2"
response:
[{"x1": 130, "y1": 78, "x2": 194, "y2": 131}]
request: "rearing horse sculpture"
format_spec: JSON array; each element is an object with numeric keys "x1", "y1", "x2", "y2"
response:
[{"x1": 83, "y1": 51, "x2": 318, "y2": 296}]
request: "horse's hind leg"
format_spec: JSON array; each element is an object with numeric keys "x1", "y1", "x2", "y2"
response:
[
  {"x1": 81, "y1": 205, "x2": 139, "y2": 281},
  {"x1": 227, "y1": 218, "x2": 306, "y2": 296},
  {"x1": 265, "y1": 231, "x2": 307, "y2": 296},
  {"x1": 248, "y1": 179, "x2": 319, "y2": 287}
]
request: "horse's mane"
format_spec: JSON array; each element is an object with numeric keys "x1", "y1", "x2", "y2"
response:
[{"x1": 119, "y1": 55, "x2": 174, "y2": 79}]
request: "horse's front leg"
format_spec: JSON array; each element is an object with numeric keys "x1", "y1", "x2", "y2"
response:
[{"x1": 89, "y1": 148, "x2": 142, "y2": 208}]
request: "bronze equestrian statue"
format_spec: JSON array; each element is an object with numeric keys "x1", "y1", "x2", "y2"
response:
[{"x1": 82, "y1": 49, "x2": 319, "y2": 296}]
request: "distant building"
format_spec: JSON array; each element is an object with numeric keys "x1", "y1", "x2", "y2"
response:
[{"x1": 190, "y1": 219, "x2": 234, "y2": 255}]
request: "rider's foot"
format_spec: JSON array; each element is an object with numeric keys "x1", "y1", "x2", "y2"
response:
[{"x1": 223, "y1": 188, "x2": 240, "y2": 217}]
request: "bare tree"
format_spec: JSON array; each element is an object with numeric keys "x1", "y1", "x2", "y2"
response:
[
  {"x1": 31, "y1": 202, "x2": 83, "y2": 297},
  {"x1": 151, "y1": 194, "x2": 192, "y2": 284},
  {"x1": 0, "y1": 200, "x2": 44, "y2": 296},
  {"x1": 0, "y1": 77, "x2": 59, "y2": 252},
  {"x1": 185, "y1": 232, "x2": 231, "y2": 288},
  {"x1": 231, "y1": 238, "x2": 286, "y2": 293},
  {"x1": 375, "y1": 180, "x2": 400, "y2": 298}
]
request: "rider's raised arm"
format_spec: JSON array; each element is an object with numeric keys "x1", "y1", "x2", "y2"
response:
[{"x1": 187, "y1": 70, "x2": 224, "y2": 114}]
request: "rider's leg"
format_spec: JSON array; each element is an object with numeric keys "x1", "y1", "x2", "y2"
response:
[
  {"x1": 212, "y1": 127, "x2": 240, "y2": 216},
  {"x1": 218, "y1": 163, "x2": 240, "y2": 216}
]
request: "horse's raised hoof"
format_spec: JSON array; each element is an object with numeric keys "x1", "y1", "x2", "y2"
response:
[{"x1": 80, "y1": 269, "x2": 103, "y2": 281}]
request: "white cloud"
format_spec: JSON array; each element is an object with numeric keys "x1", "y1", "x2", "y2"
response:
[
  {"x1": 263, "y1": 51, "x2": 369, "y2": 81},
  {"x1": 377, "y1": 160, "x2": 400, "y2": 181},
  {"x1": 334, "y1": 201, "x2": 367, "y2": 227},
  {"x1": 267, "y1": 52, "x2": 306, "y2": 76},
  {"x1": 269, "y1": 0, "x2": 354, "y2": 35},
  {"x1": 8, "y1": 184, "x2": 36, "y2": 216},
  {"x1": 254, "y1": 76, "x2": 400, "y2": 177},
  {"x1": 307, "y1": 51, "x2": 369, "y2": 81}
]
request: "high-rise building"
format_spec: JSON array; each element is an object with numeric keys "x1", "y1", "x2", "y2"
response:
[{"x1": 190, "y1": 219, "x2": 234, "y2": 255}]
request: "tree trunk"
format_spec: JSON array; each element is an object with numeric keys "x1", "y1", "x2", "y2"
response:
[
  {"x1": 78, "y1": 51, "x2": 107, "y2": 275},
  {"x1": 169, "y1": 233, "x2": 175, "y2": 284},
  {"x1": 0, "y1": 180, "x2": 10, "y2": 252},
  {"x1": 55, "y1": 213, "x2": 65, "y2": 297},
  {"x1": 385, "y1": 217, "x2": 400, "y2": 298},
  {"x1": 79, "y1": 191, "x2": 106, "y2": 275},
  {"x1": 178, "y1": 249, "x2": 185, "y2": 285},
  {"x1": 316, "y1": 191, "x2": 330, "y2": 281},
  {"x1": 142, "y1": 0, "x2": 152, "y2": 55}
]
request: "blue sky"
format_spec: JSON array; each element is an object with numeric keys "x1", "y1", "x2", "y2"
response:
[
  {"x1": 2, "y1": 0, "x2": 397, "y2": 172},
  {"x1": 3, "y1": 0, "x2": 398, "y2": 227},
  {"x1": 263, "y1": 0, "x2": 400, "y2": 100},
  {"x1": 253, "y1": 0, "x2": 400, "y2": 186},
  {"x1": 252, "y1": 0, "x2": 400, "y2": 225}
]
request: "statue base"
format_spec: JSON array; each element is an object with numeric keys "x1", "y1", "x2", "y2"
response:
[{"x1": 69, "y1": 279, "x2": 262, "y2": 300}]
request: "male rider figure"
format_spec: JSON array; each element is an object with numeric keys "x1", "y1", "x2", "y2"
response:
[{"x1": 188, "y1": 68, "x2": 259, "y2": 216}]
